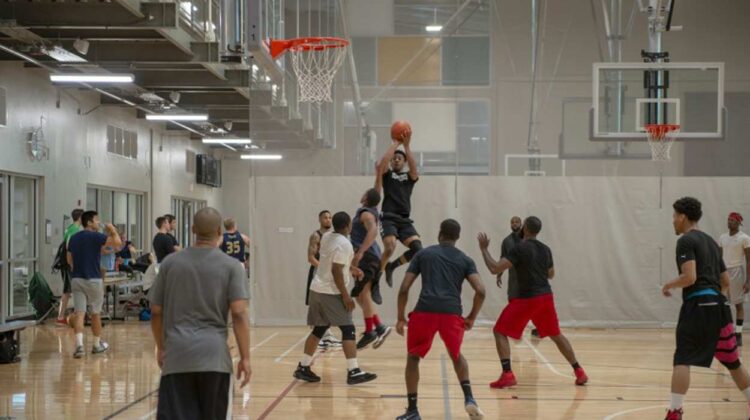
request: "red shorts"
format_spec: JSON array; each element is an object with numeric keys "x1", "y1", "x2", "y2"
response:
[
  {"x1": 407, "y1": 311, "x2": 465, "y2": 361},
  {"x1": 494, "y1": 293, "x2": 561, "y2": 339}
]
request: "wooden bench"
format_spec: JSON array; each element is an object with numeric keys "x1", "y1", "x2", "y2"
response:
[{"x1": 0, "y1": 320, "x2": 36, "y2": 363}]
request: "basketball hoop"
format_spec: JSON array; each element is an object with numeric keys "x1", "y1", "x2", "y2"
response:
[
  {"x1": 269, "y1": 37, "x2": 349, "y2": 103},
  {"x1": 645, "y1": 124, "x2": 680, "y2": 161}
]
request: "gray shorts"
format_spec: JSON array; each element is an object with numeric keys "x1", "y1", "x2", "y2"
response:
[
  {"x1": 727, "y1": 266, "x2": 747, "y2": 305},
  {"x1": 71, "y1": 278, "x2": 104, "y2": 314},
  {"x1": 307, "y1": 291, "x2": 353, "y2": 327}
]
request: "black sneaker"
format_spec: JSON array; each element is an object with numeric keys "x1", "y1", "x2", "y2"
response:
[
  {"x1": 396, "y1": 409, "x2": 422, "y2": 420},
  {"x1": 347, "y1": 368, "x2": 377, "y2": 385},
  {"x1": 373, "y1": 325, "x2": 392, "y2": 349},
  {"x1": 357, "y1": 331, "x2": 378, "y2": 349},
  {"x1": 385, "y1": 262, "x2": 396, "y2": 288},
  {"x1": 371, "y1": 277, "x2": 383, "y2": 305},
  {"x1": 737, "y1": 332, "x2": 743, "y2": 347},
  {"x1": 293, "y1": 363, "x2": 321, "y2": 382}
]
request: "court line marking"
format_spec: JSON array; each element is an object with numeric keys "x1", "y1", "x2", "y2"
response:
[
  {"x1": 440, "y1": 353, "x2": 453, "y2": 420},
  {"x1": 139, "y1": 409, "x2": 156, "y2": 420},
  {"x1": 274, "y1": 333, "x2": 309, "y2": 363},
  {"x1": 101, "y1": 390, "x2": 158, "y2": 420},
  {"x1": 251, "y1": 332, "x2": 279, "y2": 352},
  {"x1": 602, "y1": 402, "x2": 736, "y2": 420},
  {"x1": 257, "y1": 350, "x2": 324, "y2": 420}
]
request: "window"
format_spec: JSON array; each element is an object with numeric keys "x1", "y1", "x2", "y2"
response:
[
  {"x1": 86, "y1": 187, "x2": 145, "y2": 253},
  {"x1": 0, "y1": 174, "x2": 38, "y2": 320},
  {"x1": 170, "y1": 197, "x2": 206, "y2": 248},
  {"x1": 394, "y1": 1, "x2": 490, "y2": 36}
]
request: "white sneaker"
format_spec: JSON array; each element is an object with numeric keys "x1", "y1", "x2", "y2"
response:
[
  {"x1": 465, "y1": 400, "x2": 484, "y2": 420},
  {"x1": 73, "y1": 345, "x2": 85, "y2": 359},
  {"x1": 92, "y1": 341, "x2": 110, "y2": 354}
]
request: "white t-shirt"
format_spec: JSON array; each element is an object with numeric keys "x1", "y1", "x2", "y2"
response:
[
  {"x1": 309, "y1": 232, "x2": 353, "y2": 295},
  {"x1": 719, "y1": 231, "x2": 750, "y2": 268}
]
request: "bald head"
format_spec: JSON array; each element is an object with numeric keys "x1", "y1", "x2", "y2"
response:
[{"x1": 192, "y1": 207, "x2": 223, "y2": 243}]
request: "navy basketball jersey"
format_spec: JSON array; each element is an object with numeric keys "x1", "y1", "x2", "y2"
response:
[{"x1": 221, "y1": 231, "x2": 246, "y2": 262}]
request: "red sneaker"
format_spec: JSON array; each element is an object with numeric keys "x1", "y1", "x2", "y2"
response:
[
  {"x1": 574, "y1": 367, "x2": 588, "y2": 386},
  {"x1": 55, "y1": 318, "x2": 68, "y2": 326},
  {"x1": 664, "y1": 408, "x2": 683, "y2": 420},
  {"x1": 490, "y1": 371, "x2": 517, "y2": 389}
]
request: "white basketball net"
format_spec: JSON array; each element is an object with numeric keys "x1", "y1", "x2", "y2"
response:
[
  {"x1": 646, "y1": 124, "x2": 680, "y2": 162},
  {"x1": 290, "y1": 42, "x2": 347, "y2": 103}
]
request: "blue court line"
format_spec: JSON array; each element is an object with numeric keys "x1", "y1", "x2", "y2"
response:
[{"x1": 440, "y1": 353, "x2": 452, "y2": 420}]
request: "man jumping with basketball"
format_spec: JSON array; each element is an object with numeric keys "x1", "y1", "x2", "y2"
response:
[
  {"x1": 376, "y1": 122, "x2": 422, "y2": 288},
  {"x1": 350, "y1": 188, "x2": 392, "y2": 350},
  {"x1": 396, "y1": 219, "x2": 486, "y2": 420},
  {"x1": 663, "y1": 198, "x2": 750, "y2": 420},
  {"x1": 478, "y1": 216, "x2": 588, "y2": 388}
]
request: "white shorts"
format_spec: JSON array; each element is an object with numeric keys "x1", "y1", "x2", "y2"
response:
[
  {"x1": 727, "y1": 266, "x2": 747, "y2": 305},
  {"x1": 71, "y1": 278, "x2": 104, "y2": 314}
]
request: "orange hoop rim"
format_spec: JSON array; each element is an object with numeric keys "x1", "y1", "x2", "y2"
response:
[
  {"x1": 269, "y1": 37, "x2": 349, "y2": 59},
  {"x1": 645, "y1": 123, "x2": 681, "y2": 139}
]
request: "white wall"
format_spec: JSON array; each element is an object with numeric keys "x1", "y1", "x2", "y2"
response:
[
  {"x1": 0, "y1": 62, "x2": 223, "y2": 295},
  {"x1": 247, "y1": 175, "x2": 750, "y2": 327}
]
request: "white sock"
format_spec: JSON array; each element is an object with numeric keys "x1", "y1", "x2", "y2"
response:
[
  {"x1": 742, "y1": 387, "x2": 750, "y2": 402},
  {"x1": 93, "y1": 336, "x2": 101, "y2": 347},
  {"x1": 301, "y1": 354, "x2": 313, "y2": 367},
  {"x1": 737, "y1": 324, "x2": 744, "y2": 334},
  {"x1": 347, "y1": 358, "x2": 359, "y2": 371},
  {"x1": 669, "y1": 393, "x2": 685, "y2": 410},
  {"x1": 75, "y1": 333, "x2": 83, "y2": 347}
]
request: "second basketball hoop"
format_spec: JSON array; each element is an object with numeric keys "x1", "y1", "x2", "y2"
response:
[{"x1": 269, "y1": 37, "x2": 349, "y2": 104}]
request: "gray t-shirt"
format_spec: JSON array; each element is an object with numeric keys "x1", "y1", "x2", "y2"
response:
[{"x1": 149, "y1": 247, "x2": 249, "y2": 376}]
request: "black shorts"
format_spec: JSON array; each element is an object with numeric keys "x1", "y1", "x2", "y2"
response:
[
  {"x1": 380, "y1": 213, "x2": 419, "y2": 242},
  {"x1": 62, "y1": 268, "x2": 71, "y2": 295},
  {"x1": 351, "y1": 252, "x2": 381, "y2": 298},
  {"x1": 157, "y1": 371, "x2": 231, "y2": 420},
  {"x1": 305, "y1": 265, "x2": 316, "y2": 306},
  {"x1": 674, "y1": 293, "x2": 741, "y2": 369}
]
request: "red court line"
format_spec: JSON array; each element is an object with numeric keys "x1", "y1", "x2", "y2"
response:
[{"x1": 256, "y1": 350, "x2": 325, "y2": 420}]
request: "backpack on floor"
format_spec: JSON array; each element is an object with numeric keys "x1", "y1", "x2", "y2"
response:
[
  {"x1": 0, "y1": 331, "x2": 19, "y2": 364},
  {"x1": 28, "y1": 272, "x2": 54, "y2": 320}
]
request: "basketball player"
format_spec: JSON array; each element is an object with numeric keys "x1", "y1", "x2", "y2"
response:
[
  {"x1": 220, "y1": 218, "x2": 250, "y2": 267},
  {"x1": 350, "y1": 188, "x2": 392, "y2": 350},
  {"x1": 294, "y1": 212, "x2": 377, "y2": 385},
  {"x1": 57, "y1": 208, "x2": 84, "y2": 326},
  {"x1": 306, "y1": 210, "x2": 341, "y2": 349},
  {"x1": 501, "y1": 216, "x2": 539, "y2": 337},
  {"x1": 663, "y1": 198, "x2": 750, "y2": 420},
  {"x1": 375, "y1": 129, "x2": 422, "y2": 288},
  {"x1": 478, "y1": 216, "x2": 588, "y2": 388},
  {"x1": 719, "y1": 212, "x2": 750, "y2": 346},
  {"x1": 153, "y1": 216, "x2": 179, "y2": 263},
  {"x1": 396, "y1": 219, "x2": 486, "y2": 420}
]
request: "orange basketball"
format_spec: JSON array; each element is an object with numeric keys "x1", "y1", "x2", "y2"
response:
[{"x1": 390, "y1": 120, "x2": 412, "y2": 142}]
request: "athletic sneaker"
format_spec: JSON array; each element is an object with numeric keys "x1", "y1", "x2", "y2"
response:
[
  {"x1": 357, "y1": 331, "x2": 378, "y2": 349},
  {"x1": 396, "y1": 409, "x2": 421, "y2": 420},
  {"x1": 318, "y1": 334, "x2": 342, "y2": 349},
  {"x1": 347, "y1": 368, "x2": 377, "y2": 385},
  {"x1": 737, "y1": 333, "x2": 743, "y2": 347},
  {"x1": 371, "y1": 280, "x2": 383, "y2": 305},
  {"x1": 92, "y1": 341, "x2": 110, "y2": 354},
  {"x1": 490, "y1": 371, "x2": 517, "y2": 389},
  {"x1": 664, "y1": 408, "x2": 683, "y2": 420},
  {"x1": 465, "y1": 399, "x2": 485, "y2": 420},
  {"x1": 55, "y1": 318, "x2": 68, "y2": 327},
  {"x1": 373, "y1": 325, "x2": 392, "y2": 349},
  {"x1": 294, "y1": 363, "x2": 321, "y2": 382},
  {"x1": 384, "y1": 262, "x2": 396, "y2": 288},
  {"x1": 73, "y1": 346, "x2": 85, "y2": 359},
  {"x1": 574, "y1": 367, "x2": 589, "y2": 385}
]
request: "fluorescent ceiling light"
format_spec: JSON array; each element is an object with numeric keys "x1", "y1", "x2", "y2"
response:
[
  {"x1": 241, "y1": 154, "x2": 282, "y2": 160},
  {"x1": 42, "y1": 46, "x2": 87, "y2": 63},
  {"x1": 202, "y1": 138, "x2": 252, "y2": 144},
  {"x1": 146, "y1": 114, "x2": 208, "y2": 121},
  {"x1": 425, "y1": 25, "x2": 443, "y2": 32},
  {"x1": 50, "y1": 73, "x2": 134, "y2": 83}
]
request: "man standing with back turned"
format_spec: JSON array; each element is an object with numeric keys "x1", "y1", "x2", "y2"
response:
[
  {"x1": 396, "y1": 219, "x2": 486, "y2": 420},
  {"x1": 150, "y1": 207, "x2": 251, "y2": 419}
]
